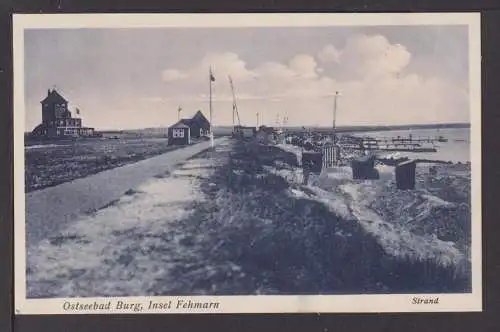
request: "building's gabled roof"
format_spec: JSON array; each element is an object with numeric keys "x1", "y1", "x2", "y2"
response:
[
  {"x1": 169, "y1": 120, "x2": 190, "y2": 129},
  {"x1": 41, "y1": 89, "x2": 68, "y2": 104},
  {"x1": 191, "y1": 110, "x2": 210, "y2": 125},
  {"x1": 169, "y1": 110, "x2": 210, "y2": 129},
  {"x1": 193, "y1": 110, "x2": 207, "y2": 119},
  {"x1": 179, "y1": 118, "x2": 193, "y2": 126}
]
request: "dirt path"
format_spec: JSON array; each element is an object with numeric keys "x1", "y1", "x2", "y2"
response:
[
  {"x1": 25, "y1": 138, "x2": 228, "y2": 251},
  {"x1": 27, "y1": 139, "x2": 233, "y2": 298}
]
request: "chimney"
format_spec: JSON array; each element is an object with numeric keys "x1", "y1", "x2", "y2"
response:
[{"x1": 48, "y1": 89, "x2": 50, "y2": 96}]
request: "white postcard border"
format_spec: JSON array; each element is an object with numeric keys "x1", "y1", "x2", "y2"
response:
[{"x1": 13, "y1": 12, "x2": 482, "y2": 315}]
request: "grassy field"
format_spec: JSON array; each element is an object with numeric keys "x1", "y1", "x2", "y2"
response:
[{"x1": 25, "y1": 137, "x2": 185, "y2": 192}]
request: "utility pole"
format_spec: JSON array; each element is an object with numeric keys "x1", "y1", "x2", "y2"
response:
[
  {"x1": 332, "y1": 91, "x2": 340, "y2": 165},
  {"x1": 256, "y1": 112, "x2": 259, "y2": 128},
  {"x1": 333, "y1": 91, "x2": 339, "y2": 144},
  {"x1": 209, "y1": 67, "x2": 215, "y2": 148}
]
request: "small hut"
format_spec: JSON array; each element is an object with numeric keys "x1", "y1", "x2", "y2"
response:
[
  {"x1": 395, "y1": 160, "x2": 417, "y2": 190},
  {"x1": 168, "y1": 121, "x2": 191, "y2": 146},
  {"x1": 234, "y1": 125, "x2": 256, "y2": 139},
  {"x1": 351, "y1": 155, "x2": 380, "y2": 180}
]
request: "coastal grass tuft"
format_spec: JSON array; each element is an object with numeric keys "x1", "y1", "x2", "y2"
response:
[{"x1": 153, "y1": 140, "x2": 470, "y2": 295}]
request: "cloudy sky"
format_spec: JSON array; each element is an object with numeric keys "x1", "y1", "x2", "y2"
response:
[{"x1": 24, "y1": 25, "x2": 469, "y2": 131}]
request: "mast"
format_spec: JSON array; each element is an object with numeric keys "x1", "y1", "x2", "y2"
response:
[
  {"x1": 209, "y1": 67, "x2": 215, "y2": 148},
  {"x1": 332, "y1": 91, "x2": 340, "y2": 166},
  {"x1": 228, "y1": 76, "x2": 241, "y2": 128},
  {"x1": 333, "y1": 91, "x2": 339, "y2": 145}
]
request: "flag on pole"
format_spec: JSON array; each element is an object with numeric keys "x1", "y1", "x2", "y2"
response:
[
  {"x1": 209, "y1": 66, "x2": 215, "y2": 148},
  {"x1": 210, "y1": 67, "x2": 216, "y2": 82},
  {"x1": 177, "y1": 105, "x2": 182, "y2": 120}
]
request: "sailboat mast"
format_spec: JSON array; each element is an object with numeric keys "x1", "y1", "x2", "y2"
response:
[
  {"x1": 333, "y1": 91, "x2": 339, "y2": 145},
  {"x1": 209, "y1": 67, "x2": 214, "y2": 148},
  {"x1": 229, "y1": 76, "x2": 235, "y2": 128}
]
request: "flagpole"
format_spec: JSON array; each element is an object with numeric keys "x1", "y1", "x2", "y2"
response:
[
  {"x1": 333, "y1": 91, "x2": 339, "y2": 165},
  {"x1": 209, "y1": 67, "x2": 214, "y2": 148},
  {"x1": 333, "y1": 91, "x2": 338, "y2": 145}
]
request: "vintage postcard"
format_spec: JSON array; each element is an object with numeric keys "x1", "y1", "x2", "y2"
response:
[{"x1": 14, "y1": 13, "x2": 481, "y2": 314}]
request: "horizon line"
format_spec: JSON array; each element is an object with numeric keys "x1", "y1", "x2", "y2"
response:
[{"x1": 25, "y1": 121, "x2": 470, "y2": 133}]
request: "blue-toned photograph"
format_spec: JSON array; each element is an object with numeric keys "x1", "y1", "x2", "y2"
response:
[{"x1": 23, "y1": 23, "x2": 473, "y2": 299}]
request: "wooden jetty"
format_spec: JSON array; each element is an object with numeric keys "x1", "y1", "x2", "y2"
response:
[{"x1": 357, "y1": 135, "x2": 440, "y2": 153}]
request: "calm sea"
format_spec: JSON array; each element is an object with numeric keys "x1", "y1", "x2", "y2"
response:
[{"x1": 352, "y1": 127, "x2": 470, "y2": 163}]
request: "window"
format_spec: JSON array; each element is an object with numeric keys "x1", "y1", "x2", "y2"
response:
[
  {"x1": 172, "y1": 128, "x2": 185, "y2": 138},
  {"x1": 55, "y1": 104, "x2": 65, "y2": 118}
]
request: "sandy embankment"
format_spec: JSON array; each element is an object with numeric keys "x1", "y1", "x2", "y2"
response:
[{"x1": 275, "y1": 144, "x2": 471, "y2": 276}]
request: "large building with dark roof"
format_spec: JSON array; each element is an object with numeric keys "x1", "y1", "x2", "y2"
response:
[{"x1": 31, "y1": 88, "x2": 95, "y2": 138}]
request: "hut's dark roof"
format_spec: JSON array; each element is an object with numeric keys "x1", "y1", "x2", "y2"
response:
[
  {"x1": 179, "y1": 118, "x2": 193, "y2": 126},
  {"x1": 169, "y1": 120, "x2": 190, "y2": 129},
  {"x1": 170, "y1": 110, "x2": 210, "y2": 129}
]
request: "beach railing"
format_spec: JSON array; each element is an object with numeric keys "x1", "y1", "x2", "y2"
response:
[{"x1": 322, "y1": 144, "x2": 339, "y2": 169}]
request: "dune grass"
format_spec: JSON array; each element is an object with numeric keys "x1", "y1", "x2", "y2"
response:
[{"x1": 153, "y1": 140, "x2": 470, "y2": 295}]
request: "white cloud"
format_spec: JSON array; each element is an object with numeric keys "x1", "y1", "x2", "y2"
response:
[
  {"x1": 162, "y1": 52, "x2": 256, "y2": 83},
  {"x1": 288, "y1": 54, "x2": 319, "y2": 79},
  {"x1": 161, "y1": 69, "x2": 187, "y2": 81},
  {"x1": 337, "y1": 34, "x2": 412, "y2": 80},
  {"x1": 318, "y1": 44, "x2": 340, "y2": 63},
  {"x1": 156, "y1": 34, "x2": 467, "y2": 127},
  {"x1": 253, "y1": 61, "x2": 296, "y2": 80}
]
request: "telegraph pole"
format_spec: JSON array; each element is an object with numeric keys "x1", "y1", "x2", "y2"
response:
[
  {"x1": 333, "y1": 91, "x2": 340, "y2": 165},
  {"x1": 333, "y1": 91, "x2": 339, "y2": 145},
  {"x1": 209, "y1": 67, "x2": 215, "y2": 148}
]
